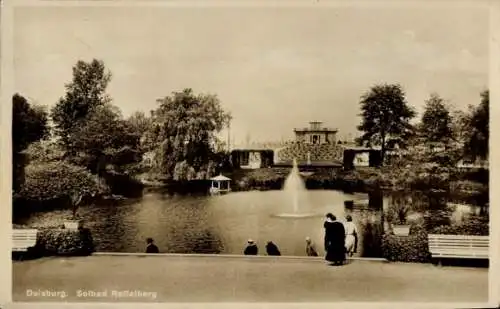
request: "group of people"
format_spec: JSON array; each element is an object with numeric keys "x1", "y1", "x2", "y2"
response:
[
  {"x1": 324, "y1": 213, "x2": 358, "y2": 265},
  {"x1": 243, "y1": 238, "x2": 319, "y2": 257},
  {"x1": 145, "y1": 213, "x2": 358, "y2": 264},
  {"x1": 244, "y1": 213, "x2": 358, "y2": 264},
  {"x1": 244, "y1": 240, "x2": 281, "y2": 256}
]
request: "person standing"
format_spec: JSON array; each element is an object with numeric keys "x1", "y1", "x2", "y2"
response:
[
  {"x1": 145, "y1": 237, "x2": 159, "y2": 253},
  {"x1": 344, "y1": 215, "x2": 358, "y2": 257},
  {"x1": 244, "y1": 239, "x2": 258, "y2": 255},
  {"x1": 324, "y1": 213, "x2": 346, "y2": 265}
]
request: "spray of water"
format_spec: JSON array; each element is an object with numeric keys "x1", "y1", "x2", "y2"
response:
[
  {"x1": 283, "y1": 158, "x2": 306, "y2": 213},
  {"x1": 273, "y1": 158, "x2": 317, "y2": 218}
]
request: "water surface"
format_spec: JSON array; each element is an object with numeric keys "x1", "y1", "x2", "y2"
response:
[{"x1": 19, "y1": 190, "x2": 384, "y2": 257}]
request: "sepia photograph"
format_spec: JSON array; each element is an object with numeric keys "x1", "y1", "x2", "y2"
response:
[{"x1": 6, "y1": 0, "x2": 493, "y2": 305}]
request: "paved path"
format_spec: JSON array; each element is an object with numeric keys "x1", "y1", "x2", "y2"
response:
[{"x1": 12, "y1": 254, "x2": 488, "y2": 302}]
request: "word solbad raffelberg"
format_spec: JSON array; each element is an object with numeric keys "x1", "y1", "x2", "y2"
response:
[{"x1": 25, "y1": 289, "x2": 158, "y2": 300}]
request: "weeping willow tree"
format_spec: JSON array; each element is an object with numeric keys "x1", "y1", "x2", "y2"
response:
[{"x1": 147, "y1": 89, "x2": 231, "y2": 181}]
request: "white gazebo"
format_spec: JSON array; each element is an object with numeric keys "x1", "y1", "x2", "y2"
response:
[{"x1": 210, "y1": 174, "x2": 232, "y2": 195}]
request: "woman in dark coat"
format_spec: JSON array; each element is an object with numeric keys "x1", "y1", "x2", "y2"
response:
[{"x1": 324, "y1": 213, "x2": 346, "y2": 265}]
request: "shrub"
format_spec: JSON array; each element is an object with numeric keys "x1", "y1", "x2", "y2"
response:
[
  {"x1": 381, "y1": 224, "x2": 431, "y2": 263},
  {"x1": 36, "y1": 228, "x2": 95, "y2": 256},
  {"x1": 448, "y1": 180, "x2": 488, "y2": 206},
  {"x1": 18, "y1": 161, "x2": 108, "y2": 202},
  {"x1": 235, "y1": 168, "x2": 285, "y2": 190},
  {"x1": 450, "y1": 180, "x2": 486, "y2": 193},
  {"x1": 422, "y1": 209, "x2": 452, "y2": 231},
  {"x1": 431, "y1": 215, "x2": 489, "y2": 236},
  {"x1": 385, "y1": 192, "x2": 412, "y2": 224}
]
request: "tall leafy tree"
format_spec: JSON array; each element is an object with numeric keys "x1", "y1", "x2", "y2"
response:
[
  {"x1": 450, "y1": 109, "x2": 469, "y2": 146},
  {"x1": 126, "y1": 111, "x2": 153, "y2": 154},
  {"x1": 149, "y1": 88, "x2": 231, "y2": 179},
  {"x1": 51, "y1": 59, "x2": 112, "y2": 153},
  {"x1": 419, "y1": 93, "x2": 454, "y2": 145},
  {"x1": 127, "y1": 111, "x2": 152, "y2": 137},
  {"x1": 356, "y1": 83, "x2": 416, "y2": 163},
  {"x1": 463, "y1": 90, "x2": 489, "y2": 161},
  {"x1": 69, "y1": 104, "x2": 141, "y2": 174},
  {"x1": 12, "y1": 93, "x2": 49, "y2": 191}
]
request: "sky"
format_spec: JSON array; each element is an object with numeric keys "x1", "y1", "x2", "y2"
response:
[{"x1": 13, "y1": 3, "x2": 489, "y2": 144}]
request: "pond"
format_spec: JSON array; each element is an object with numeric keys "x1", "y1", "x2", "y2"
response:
[
  {"x1": 17, "y1": 188, "x2": 480, "y2": 257},
  {"x1": 17, "y1": 189, "x2": 389, "y2": 257}
]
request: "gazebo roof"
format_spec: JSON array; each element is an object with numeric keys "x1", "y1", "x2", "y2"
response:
[{"x1": 211, "y1": 174, "x2": 231, "y2": 181}]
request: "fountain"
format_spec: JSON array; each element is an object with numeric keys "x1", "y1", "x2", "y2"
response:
[{"x1": 273, "y1": 158, "x2": 318, "y2": 218}]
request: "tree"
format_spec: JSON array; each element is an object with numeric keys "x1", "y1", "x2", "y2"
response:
[
  {"x1": 25, "y1": 139, "x2": 65, "y2": 164},
  {"x1": 450, "y1": 109, "x2": 469, "y2": 146},
  {"x1": 51, "y1": 59, "x2": 112, "y2": 153},
  {"x1": 356, "y1": 83, "x2": 416, "y2": 163},
  {"x1": 18, "y1": 161, "x2": 108, "y2": 206},
  {"x1": 379, "y1": 136, "x2": 456, "y2": 219},
  {"x1": 12, "y1": 93, "x2": 49, "y2": 192},
  {"x1": 126, "y1": 111, "x2": 154, "y2": 155},
  {"x1": 12, "y1": 94, "x2": 49, "y2": 154},
  {"x1": 69, "y1": 104, "x2": 141, "y2": 174},
  {"x1": 463, "y1": 90, "x2": 489, "y2": 161},
  {"x1": 149, "y1": 88, "x2": 231, "y2": 179},
  {"x1": 419, "y1": 93, "x2": 454, "y2": 145},
  {"x1": 127, "y1": 111, "x2": 152, "y2": 138}
]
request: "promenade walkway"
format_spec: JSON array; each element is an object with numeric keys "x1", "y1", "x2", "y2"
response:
[{"x1": 12, "y1": 254, "x2": 488, "y2": 303}]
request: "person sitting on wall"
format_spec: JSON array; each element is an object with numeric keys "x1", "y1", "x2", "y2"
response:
[
  {"x1": 305, "y1": 237, "x2": 319, "y2": 256},
  {"x1": 265, "y1": 241, "x2": 281, "y2": 256},
  {"x1": 145, "y1": 237, "x2": 159, "y2": 253},
  {"x1": 244, "y1": 239, "x2": 258, "y2": 255}
]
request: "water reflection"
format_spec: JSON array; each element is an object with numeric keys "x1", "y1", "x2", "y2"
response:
[
  {"x1": 16, "y1": 189, "x2": 478, "y2": 257},
  {"x1": 18, "y1": 190, "x2": 384, "y2": 256}
]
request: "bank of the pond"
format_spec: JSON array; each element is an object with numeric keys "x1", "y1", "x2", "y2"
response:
[
  {"x1": 13, "y1": 199, "x2": 489, "y2": 264},
  {"x1": 136, "y1": 167, "x2": 380, "y2": 193},
  {"x1": 14, "y1": 220, "x2": 488, "y2": 268},
  {"x1": 13, "y1": 167, "x2": 145, "y2": 220},
  {"x1": 137, "y1": 167, "x2": 488, "y2": 204},
  {"x1": 14, "y1": 165, "x2": 488, "y2": 227}
]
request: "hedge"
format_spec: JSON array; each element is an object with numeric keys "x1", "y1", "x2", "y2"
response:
[
  {"x1": 35, "y1": 227, "x2": 95, "y2": 256},
  {"x1": 431, "y1": 215, "x2": 489, "y2": 236},
  {"x1": 381, "y1": 225, "x2": 431, "y2": 263}
]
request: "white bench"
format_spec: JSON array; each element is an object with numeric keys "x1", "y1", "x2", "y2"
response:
[
  {"x1": 12, "y1": 229, "x2": 38, "y2": 253},
  {"x1": 427, "y1": 234, "x2": 489, "y2": 264}
]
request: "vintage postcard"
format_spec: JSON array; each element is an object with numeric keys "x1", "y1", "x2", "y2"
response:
[{"x1": 1, "y1": 0, "x2": 498, "y2": 308}]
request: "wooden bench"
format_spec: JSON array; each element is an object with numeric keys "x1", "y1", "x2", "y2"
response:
[
  {"x1": 12, "y1": 229, "x2": 38, "y2": 259},
  {"x1": 427, "y1": 234, "x2": 489, "y2": 265}
]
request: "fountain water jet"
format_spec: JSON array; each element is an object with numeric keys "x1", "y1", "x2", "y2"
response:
[{"x1": 272, "y1": 158, "x2": 318, "y2": 219}]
